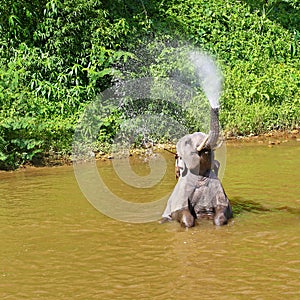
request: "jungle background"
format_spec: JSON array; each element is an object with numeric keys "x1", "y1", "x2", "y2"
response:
[{"x1": 0, "y1": 0, "x2": 299, "y2": 170}]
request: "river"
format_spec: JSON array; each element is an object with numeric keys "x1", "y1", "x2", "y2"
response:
[{"x1": 0, "y1": 140, "x2": 299, "y2": 299}]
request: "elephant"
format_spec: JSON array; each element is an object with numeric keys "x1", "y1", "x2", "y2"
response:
[{"x1": 161, "y1": 107, "x2": 233, "y2": 227}]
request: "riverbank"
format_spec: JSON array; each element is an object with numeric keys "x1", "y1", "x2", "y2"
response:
[
  {"x1": 226, "y1": 129, "x2": 300, "y2": 144},
  {"x1": 1, "y1": 128, "x2": 298, "y2": 173}
]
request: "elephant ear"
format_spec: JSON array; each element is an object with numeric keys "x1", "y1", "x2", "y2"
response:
[
  {"x1": 176, "y1": 132, "x2": 208, "y2": 173},
  {"x1": 176, "y1": 134, "x2": 192, "y2": 158}
]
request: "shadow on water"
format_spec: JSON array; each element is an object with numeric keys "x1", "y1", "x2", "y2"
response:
[
  {"x1": 231, "y1": 197, "x2": 300, "y2": 217},
  {"x1": 230, "y1": 197, "x2": 271, "y2": 216},
  {"x1": 276, "y1": 206, "x2": 300, "y2": 216}
]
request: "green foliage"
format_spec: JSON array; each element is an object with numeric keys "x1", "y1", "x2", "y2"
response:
[
  {"x1": 0, "y1": 0, "x2": 299, "y2": 169},
  {"x1": 0, "y1": 115, "x2": 76, "y2": 170},
  {"x1": 221, "y1": 60, "x2": 300, "y2": 135},
  {"x1": 0, "y1": 116, "x2": 46, "y2": 170}
]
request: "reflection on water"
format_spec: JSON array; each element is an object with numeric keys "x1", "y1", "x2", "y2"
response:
[{"x1": 0, "y1": 141, "x2": 299, "y2": 299}]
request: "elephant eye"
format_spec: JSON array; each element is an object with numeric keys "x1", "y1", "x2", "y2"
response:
[{"x1": 198, "y1": 149, "x2": 211, "y2": 156}]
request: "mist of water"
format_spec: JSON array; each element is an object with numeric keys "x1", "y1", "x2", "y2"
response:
[{"x1": 188, "y1": 51, "x2": 223, "y2": 109}]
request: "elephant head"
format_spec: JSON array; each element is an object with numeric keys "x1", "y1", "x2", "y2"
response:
[{"x1": 173, "y1": 106, "x2": 220, "y2": 177}]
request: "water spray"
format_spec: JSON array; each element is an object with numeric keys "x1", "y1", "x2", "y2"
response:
[{"x1": 188, "y1": 51, "x2": 222, "y2": 109}]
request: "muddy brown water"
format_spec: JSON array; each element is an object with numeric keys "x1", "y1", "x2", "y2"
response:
[{"x1": 0, "y1": 141, "x2": 299, "y2": 299}]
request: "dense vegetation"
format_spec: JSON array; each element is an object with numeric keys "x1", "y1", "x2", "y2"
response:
[{"x1": 0, "y1": 0, "x2": 299, "y2": 169}]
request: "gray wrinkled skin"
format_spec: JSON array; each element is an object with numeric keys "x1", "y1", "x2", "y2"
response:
[{"x1": 161, "y1": 132, "x2": 232, "y2": 227}]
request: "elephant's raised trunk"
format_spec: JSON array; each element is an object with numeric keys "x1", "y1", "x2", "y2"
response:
[
  {"x1": 196, "y1": 107, "x2": 219, "y2": 152},
  {"x1": 205, "y1": 107, "x2": 219, "y2": 150}
]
